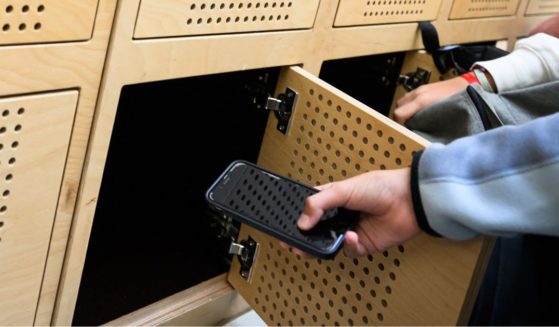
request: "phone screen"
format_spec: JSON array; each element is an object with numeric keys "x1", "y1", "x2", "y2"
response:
[{"x1": 206, "y1": 160, "x2": 358, "y2": 258}]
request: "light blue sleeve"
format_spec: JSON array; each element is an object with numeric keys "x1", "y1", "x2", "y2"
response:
[{"x1": 412, "y1": 112, "x2": 559, "y2": 240}]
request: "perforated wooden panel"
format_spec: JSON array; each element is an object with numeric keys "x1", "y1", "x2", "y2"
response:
[
  {"x1": 228, "y1": 66, "x2": 489, "y2": 325},
  {"x1": 134, "y1": 0, "x2": 320, "y2": 39},
  {"x1": 0, "y1": 91, "x2": 78, "y2": 325},
  {"x1": 526, "y1": 0, "x2": 559, "y2": 14},
  {"x1": 449, "y1": 0, "x2": 520, "y2": 19},
  {"x1": 0, "y1": 0, "x2": 98, "y2": 45},
  {"x1": 334, "y1": 0, "x2": 442, "y2": 27}
]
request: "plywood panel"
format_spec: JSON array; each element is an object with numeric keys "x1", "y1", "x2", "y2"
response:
[
  {"x1": 134, "y1": 0, "x2": 320, "y2": 39},
  {"x1": 526, "y1": 0, "x2": 559, "y2": 14},
  {"x1": 0, "y1": 90, "x2": 78, "y2": 325},
  {"x1": 0, "y1": 0, "x2": 98, "y2": 45},
  {"x1": 334, "y1": 0, "x2": 442, "y2": 27},
  {"x1": 449, "y1": 0, "x2": 520, "y2": 19},
  {"x1": 228, "y1": 66, "x2": 490, "y2": 325}
]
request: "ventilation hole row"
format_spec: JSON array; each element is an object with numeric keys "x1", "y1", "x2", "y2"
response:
[
  {"x1": 0, "y1": 125, "x2": 22, "y2": 134},
  {"x1": 189, "y1": 1, "x2": 293, "y2": 10},
  {"x1": 467, "y1": 6, "x2": 508, "y2": 11},
  {"x1": 537, "y1": 4, "x2": 559, "y2": 10},
  {"x1": 0, "y1": 106, "x2": 22, "y2": 242},
  {"x1": 187, "y1": 14, "x2": 289, "y2": 24},
  {"x1": 1, "y1": 108, "x2": 25, "y2": 117},
  {"x1": 0, "y1": 141, "x2": 20, "y2": 151},
  {"x1": 1, "y1": 22, "x2": 41, "y2": 32},
  {"x1": 3, "y1": 4, "x2": 45, "y2": 14},
  {"x1": 470, "y1": 0, "x2": 511, "y2": 2},
  {"x1": 363, "y1": 9, "x2": 424, "y2": 16},
  {"x1": 0, "y1": 173, "x2": 13, "y2": 217},
  {"x1": 0, "y1": 157, "x2": 17, "y2": 166},
  {"x1": 367, "y1": 0, "x2": 426, "y2": 4}
]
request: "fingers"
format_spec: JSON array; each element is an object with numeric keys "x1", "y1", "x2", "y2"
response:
[
  {"x1": 394, "y1": 87, "x2": 424, "y2": 125},
  {"x1": 529, "y1": 15, "x2": 559, "y2": 37},
  {"x1": 394, "y1": 78, "x2": 470, "y2": 125},
  {"x1": 298, "y1": 183, "x2": 351, "y2": 230},
  {"x1": 315, "y1": 183, "x2": 333, "y2": 191},
  {"x1": 393, "y1": 101, "x2": 421, "y2": 125},
  {"x1": 342, "y1": 231, "x2": 370, "y2": 258},
  {"x1": 396, "y1": 87, "x2": 416, "y2": 108}
]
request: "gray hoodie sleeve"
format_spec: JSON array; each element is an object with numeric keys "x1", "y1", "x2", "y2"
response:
[{"x1": 411, "y1": 112, "x2": 559, "y2": 240}]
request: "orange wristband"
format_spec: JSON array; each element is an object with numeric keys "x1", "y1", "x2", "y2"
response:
[{"x1": 460, "y1": 72, "x2": 479, "y2": 85}]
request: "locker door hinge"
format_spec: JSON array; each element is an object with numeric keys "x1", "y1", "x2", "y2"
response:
[
  {"x1": 229, "y1": 236, "x2": 259, "y2": 282},
  {"x1": 264, "y1": 88, "x2": 298, "y2": 134},
  {"x1": 398, "y1": 67, "x2": 432, "y2": 91}
]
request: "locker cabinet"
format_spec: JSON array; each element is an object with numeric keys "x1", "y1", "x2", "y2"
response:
[
  {"x1": 0, "y1": 0, "x2": 117, "y2": 324},
  {"x1": 0, "y1": 0, "x2": 98, "y2": 45},
  {"x1": 449, "y1": 0, "x2": 521, "y2": 19},
  {"x1": 526, "y1": 0, "x2": 559, "y2": 15},
  {"x1": 0, "y1": 91, "x2": 78, "y2": 325},
  {"x1": 37, "y1": 0, "x2": 555, "y2": 325}
]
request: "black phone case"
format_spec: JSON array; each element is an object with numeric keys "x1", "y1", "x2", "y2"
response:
[{"x1": 206, "y1": 160, "x2": 357, "y2": 259}]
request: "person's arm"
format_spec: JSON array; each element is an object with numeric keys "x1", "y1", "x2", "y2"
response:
[
  {"x1": 530, "y1": 15, "x2": 559, "y2": 38},
  {"x1": 475, "y1": 33, "x2": 559, "y2": 93},
  {"x1": 412, "y1": 112, "x2": 559, "y2": 240},
  {"x1": 296, "y1": 113, "x2": 559, "y2": 256},
  {"x1": 395, "y1": 33, "x2": 559, "y2": 124}
]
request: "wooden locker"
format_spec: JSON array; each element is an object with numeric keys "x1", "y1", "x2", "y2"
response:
[{"x1": 0, "y1": 91, "x2": 78, "y2": 325}]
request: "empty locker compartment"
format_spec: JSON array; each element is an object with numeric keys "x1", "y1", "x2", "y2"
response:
[
  {"x1": 72, "y1": 68, "x2": 280, "y2": 325},
  {"x1": 319, "y1": 52, "x2": 406, "y2": 117}
]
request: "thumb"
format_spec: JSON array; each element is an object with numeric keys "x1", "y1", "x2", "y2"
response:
[{"x1": 298, "y1": 182, "x2": 351, "y2": 230}]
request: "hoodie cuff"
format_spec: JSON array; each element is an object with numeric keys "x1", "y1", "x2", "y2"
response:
[{"x1": 411, "y1": 150, "x2": 442, "y2": 237}]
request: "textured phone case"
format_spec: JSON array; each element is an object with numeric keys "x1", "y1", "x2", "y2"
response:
[{"x1": 207, "y1": 161, "x2": 357, "y2": 258}]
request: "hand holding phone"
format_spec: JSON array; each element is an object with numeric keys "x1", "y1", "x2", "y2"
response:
[{"x1": 206, "y1": 160, "x2": 358, "y2": 259}]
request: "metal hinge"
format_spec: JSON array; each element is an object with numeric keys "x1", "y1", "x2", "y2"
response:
[
  {"x1": 228, "y1": 236, "x2": 259, "y2": 282},
  {"x1": 398, "y1": 67, "x2": 432, "y2": 91},
  {"x1": 264, "y1": 87, "x2": 298, "y2": 134}
]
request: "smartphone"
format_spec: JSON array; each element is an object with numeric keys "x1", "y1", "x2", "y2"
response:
[{"x1": 206, "y1": 160, "x2": 358, "y2": 259}]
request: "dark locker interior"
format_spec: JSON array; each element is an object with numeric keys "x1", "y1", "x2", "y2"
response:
[
  {"x1": 73, "y1": 68, "x2": 280, "y2": 325},
  {"x1": 320, "y1": 52, "x2": 405, "y2": 116}
]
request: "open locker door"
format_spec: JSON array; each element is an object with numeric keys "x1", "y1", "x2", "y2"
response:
[{"x1": 227, "y1": 66, "x2": 492, "y2": 325}]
